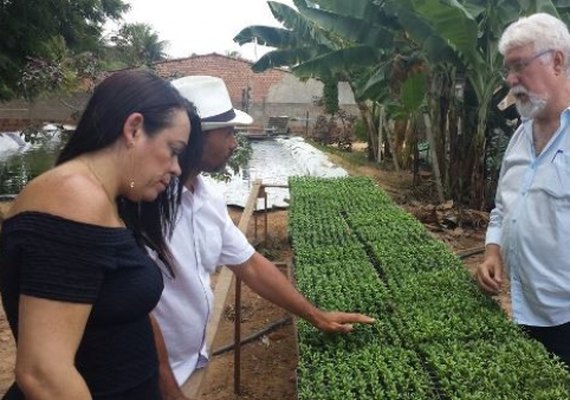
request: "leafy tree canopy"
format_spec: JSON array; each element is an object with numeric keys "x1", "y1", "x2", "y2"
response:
[{"x1": 0, "y1": 0, "x2": 129, "y2": 100}]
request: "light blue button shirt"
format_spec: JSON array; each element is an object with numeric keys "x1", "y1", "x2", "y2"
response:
[{"x1": 486, "y1": 108, "x2": 570, "y2": 326}]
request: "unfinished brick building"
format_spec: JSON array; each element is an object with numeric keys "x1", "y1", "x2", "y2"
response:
[{"x1": 0, "y1": 53, "x2": 357, "y2": 134}]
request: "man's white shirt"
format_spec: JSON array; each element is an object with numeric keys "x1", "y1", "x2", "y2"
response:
[
  {"x1": 152, "y1": 176, "x2": 255, "y2": 385},
  {"x1": 486, "y1": 109, "x2": 570, "y2": 326}
]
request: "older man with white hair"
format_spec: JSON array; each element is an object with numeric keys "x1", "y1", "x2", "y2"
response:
[
  {"x1": 151, "y1": 75, "x2": 375, "y2": 399},
  {"x1": 476, "y1": 13, "x2": 570, "y2": 368}
]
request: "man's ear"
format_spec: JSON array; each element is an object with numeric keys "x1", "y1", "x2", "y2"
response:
[
  {"x1": 123, "y1": 112, "x2": 144, "y2": 145},
  {"x1": 553, "y1": 50, "x2": 566, "y2": 75}
]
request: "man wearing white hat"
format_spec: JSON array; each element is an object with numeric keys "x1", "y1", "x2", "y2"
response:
[{"x1": 151, "y1": 76, "x2": 374, "y2": 398}]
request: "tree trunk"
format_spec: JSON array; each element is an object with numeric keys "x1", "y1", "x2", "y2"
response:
[
  {"x1": 423, "y1": 113, "x2": 445, "y2": 203},
  {"x1": 471, "y1": 117, "x2": 487, "y2": 210},
  {"x1": 401, "y1": 118, "x2": 414, "y2": 170},
  {"x1": 377, "y1": 106, "x2": 385, "y2": 162},
  {"x1": 386, "y1": 120, "x2": 400, "y2": 172},
  {"x1": 393, "y1": 119, "x2": 408, "y2": 168},
  {"x1": 356, "y1": 100, "x2": 378, "y2": 161}
]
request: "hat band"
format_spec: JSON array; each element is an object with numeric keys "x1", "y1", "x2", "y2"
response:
[{"x1": 202, "y1": 109, "x2": 236, "y2": 123}]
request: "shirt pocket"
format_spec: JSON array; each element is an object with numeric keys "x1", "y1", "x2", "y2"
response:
[
  {"x1": 198, "y1": 227, "x2": 223, "y2": 274},
  {"x1": 533, "y1": 153, "x2": 570, "y2": 200}
]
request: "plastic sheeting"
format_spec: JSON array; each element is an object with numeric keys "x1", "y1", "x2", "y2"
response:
[
  {"x1": 204, "y1": 136, "x2": 347, "y2": 209},
  {"x1": 0, "y1": 132, "x2": 28, "y2": 156},
  {"x1": 0, "y1": 124, "x2": 61, "y2": 160}
]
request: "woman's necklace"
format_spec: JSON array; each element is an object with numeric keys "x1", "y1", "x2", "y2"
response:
[{"x1": 80, "y1": 158, "x2": 117, "y2": 209}]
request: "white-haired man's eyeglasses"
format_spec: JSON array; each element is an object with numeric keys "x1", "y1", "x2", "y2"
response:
[{"x1": 502, "y1": 49, "x2": 555, "y2": 79}]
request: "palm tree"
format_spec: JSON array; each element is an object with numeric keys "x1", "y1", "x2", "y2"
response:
[{"x1": 115, "y1": 23, "x2": 168, "y2": 67}]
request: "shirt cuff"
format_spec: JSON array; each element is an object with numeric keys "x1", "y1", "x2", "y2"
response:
[{"x1": 485, "y1": 227, "x2": 502, "y2": 247}]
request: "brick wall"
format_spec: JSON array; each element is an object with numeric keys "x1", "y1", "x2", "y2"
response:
[
  {"x1": 154, "y1": 53, "x2": 289, "y2": 107},
  {"x1": 154, "y1": 53, "x2": 359, "y2": 133}
]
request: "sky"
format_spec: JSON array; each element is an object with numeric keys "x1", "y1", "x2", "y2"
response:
[{"x1": 110, "y1": 0, "x2": 296, "y2": 61}]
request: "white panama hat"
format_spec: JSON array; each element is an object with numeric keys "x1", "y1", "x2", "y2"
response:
[{"x1": 171, "y1": 75, "x2": 253, "y2": 131}]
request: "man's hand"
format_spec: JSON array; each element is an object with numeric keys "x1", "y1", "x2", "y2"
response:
[
  {"x1": 233, "y1": 253, "x2": 374, "y2": 334},
  {"x1": 311, "y1": 311, "x2": 375, "y2": 333},
  {"x1": 475, "y1": 244, "x2": 504, "y2": 295}
]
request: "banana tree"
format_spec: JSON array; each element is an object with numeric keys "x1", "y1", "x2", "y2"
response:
[
  {"x1": 311, "y1": 0, "x2": 568, "y2": 207},
  {"x1": 237, "y1": 0, "x2": 570, "y2": 208},
  {"x1": 292, "y1": 0, "x2": 413, "y2": 161},
  {"x1": 380, "y1": 70, "x2": 446, "y2": 202},
  {"x1": 394, "y1": 0, "x2": 499, "y2": 208},
  {"x1": 234, "y1": 0, "x2": 397, "y2": 161},
  {"x1": 287, "y1": 0, "x2": 450, "y2": 195},
  {"x1": 234, "y1": 2, "x2": 338, "y2": 71},
  {"x1": 394, "y1": 0, "x2": 570, "y2": 208}
]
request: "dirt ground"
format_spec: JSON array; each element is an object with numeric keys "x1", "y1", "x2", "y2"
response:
[{"x1": 0, "y1": 146, "x2": 509, "y2": 398}]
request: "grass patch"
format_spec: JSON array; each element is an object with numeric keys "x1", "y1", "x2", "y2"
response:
[{"x1": 307, "y1": 139, "x2": 372, "y2": 167}]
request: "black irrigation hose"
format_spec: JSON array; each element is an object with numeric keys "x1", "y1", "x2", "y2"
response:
[
  {"x1": 212, "y1": 316, "x2": 292, "y2": 356},
  {"x1": 456, "y1": 246, "x2": 485, "y2": 259}
]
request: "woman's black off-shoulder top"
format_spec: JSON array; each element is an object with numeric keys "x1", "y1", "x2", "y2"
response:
[{"x1": 0, "y1": 212, "x2": 164, "y2": 398}]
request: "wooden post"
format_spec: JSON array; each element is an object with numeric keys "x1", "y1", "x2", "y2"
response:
[
  {"x1": 264, "y1": 192, "x2": 268, "y2": 245},
  {"x1": 257, "y1": 185, "x2": 268, "y2": 245},
  {"x1": 233, "y1": 179, "x2": 263, "y2": 395},
  {"x1": 254, "y1": 201, "x2": 258, "y2": 240},
  {"x1": 234, "y1": 275, "x2": 242, "y2": 395}
]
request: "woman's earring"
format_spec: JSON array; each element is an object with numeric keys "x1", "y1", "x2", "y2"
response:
[{"x1": 128, "y1": 142, "x2": 135, "y2": 190}]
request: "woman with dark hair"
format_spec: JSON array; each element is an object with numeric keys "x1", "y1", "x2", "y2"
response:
[
  {"x1": 138, "y1": 101, "x2": 204, "y2": 277},
  {"x1": 0, "y1": 70, "x2": 196, "y2": 399}
]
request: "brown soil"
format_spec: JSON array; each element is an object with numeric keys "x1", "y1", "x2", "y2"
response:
[{"x1": 0, "y1": 145, "x2": 509, "y2": 398}]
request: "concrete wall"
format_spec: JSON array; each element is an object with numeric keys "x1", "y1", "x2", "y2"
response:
[
  {"x1": 266, "y1": 74, "x2": 355, "y2": 104},
  {"x1": 250, "y1": 102, "x2": 360, "y2": 135}
]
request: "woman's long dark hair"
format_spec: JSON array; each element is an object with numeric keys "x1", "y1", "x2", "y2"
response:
[
  {"x1": 55, "y1": 70, "x2": 192, "y2": 274},
  {"x1": 137, "y1": 100, "x2": 204, "y2": 277}
]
